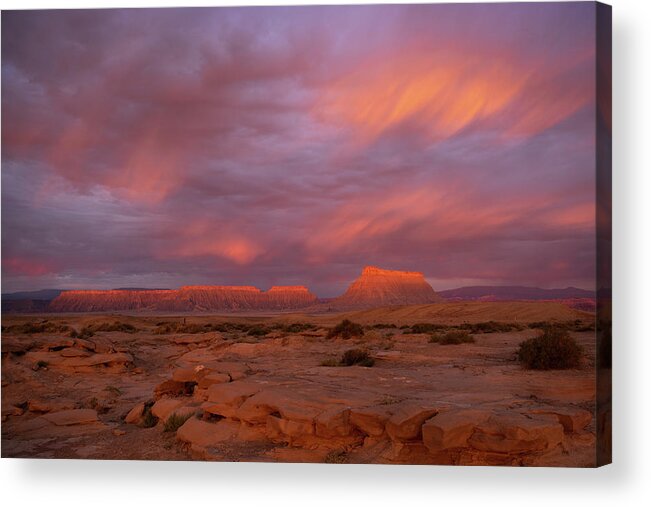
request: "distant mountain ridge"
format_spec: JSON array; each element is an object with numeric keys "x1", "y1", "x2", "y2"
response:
[
  {"x1": 438, "y1": 285, "x2": 594, "y2": 301},
  {"x1": 2, "y1": 289, "x2": 65, "y2": 301}
]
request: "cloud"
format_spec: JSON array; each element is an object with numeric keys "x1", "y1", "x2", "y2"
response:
[{"x1": 1, "y1": 4, "x2": 599, "y2": 294}]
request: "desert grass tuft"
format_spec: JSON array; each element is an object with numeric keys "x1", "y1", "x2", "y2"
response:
[{"x1": 164, "y1": 412, "x2": 194, "y2": 432}]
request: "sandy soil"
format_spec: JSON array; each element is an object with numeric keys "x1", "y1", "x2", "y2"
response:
[{"x1": 1, "y1": 302, "x2": 598, "y2": 466}]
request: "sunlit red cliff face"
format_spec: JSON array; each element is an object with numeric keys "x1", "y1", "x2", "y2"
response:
[
  {"x1": 50, "y1": 286, "x2": 317, "y2": 312},
  {"x1": 47, "y1": 266, "x2": 441, "y2": 312},
  {"x1": 331, "y1": 266, "x2": 442, "y2": 309}
]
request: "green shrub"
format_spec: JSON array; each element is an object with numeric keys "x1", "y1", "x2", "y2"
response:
[
  {"x1": 340, "y1": 348, "x2": 374, "y2": 367},
  {"x1": 164, "y1": 412, "x2": 194, "y2": 432},
  {"x1": 247, "y1": 325, "x2": 271, "y2": 337},
  {"x1": 327, "y1": 319, "x2": 364, "y2": 339},
  {"x1": 527, "y1": 321, "x2": 549, "y2": 329},
  {"x1": 517, "y1": 326, "x2": 582, "y2": 370},
  {"x1": 410, "y1": 323, "x2": 447, "y2": 334},
  {"x1": 429, "y1": 330, "x2": 474, "y2": 345},
  {"x1": 275, "y1": 322, "x2": 317, "y2": 333},
  {"x1": 459, "y1": 321, "x2": 522, "y2": 333}
]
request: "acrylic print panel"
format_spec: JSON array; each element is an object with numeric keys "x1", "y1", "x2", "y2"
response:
[{"x1": 1, "y1": 2, "x2": 611, "y2": 467}]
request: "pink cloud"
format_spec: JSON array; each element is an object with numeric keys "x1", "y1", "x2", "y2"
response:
[{"x1": 3, "y1": 256, "x2": 56, "y2": 276}]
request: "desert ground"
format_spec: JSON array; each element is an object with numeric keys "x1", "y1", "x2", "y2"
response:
[{"x1": 1, "y1": 301, "x2": 599, "y2": 466}]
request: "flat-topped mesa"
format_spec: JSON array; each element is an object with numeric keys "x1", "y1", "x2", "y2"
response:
[
  {"x1": 177, "y1": 286, "x2": 263, "y2": 311},
  {"x1": 49, "y1": 289, "x2": 182, "y2": 312},
  {"x1": 333, "y1": 265, "x2": 443, "y2": 308},
  {"x1": 264, "y1": 286, "x2": 317, "y2": 310},
  {"x1": 178, "y1": 285, "x2": 316, "y2": 311},
  {"x1": 360, "y1": 266, "x2": 427, "y2": 278},
  {"x1": 49, "y1": 285, "x2": 318, "y2": 313}
]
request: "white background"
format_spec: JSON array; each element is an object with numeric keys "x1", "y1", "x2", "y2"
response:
[{"x1": 1, "y1": 0, "x2": 649, "y2": 505}]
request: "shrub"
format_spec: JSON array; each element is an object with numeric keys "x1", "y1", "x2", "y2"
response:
[
  {"x1": 164, "y1": 411, "x2": 194, "y2": 432},
  {"x1": 75, "y1": 326, "x2": 95, "y2": 339},
  {"x1": 460, "y1": 321, "x2": 522, "y2": 333},
  {"x1": 575, "y1": 322, "x2": 596, "y2": 332},
  {"x1": 324, "y1": 450, "x2": 349, "y2": 464},
  {"x1": 5, "y1": 321, "x2": 71, "y2": 334},
  {"x1": 372, "y1": 323, "x2": 397, "y2": 329},
  {"x1": 141, "y1": 405, "x2": 158, "y2": 428},
  {"x1": 214, "y1": 322, "x2": 251, "y2": 333},
  {"x1": 410, "y1": 323, "x2": 447, "y2": 334},
  {"x1": 526, "y1": 320, "x2": 591, "y2": 332},
  {"x1": 327, "y1": 319, "x2": 364, "y2": 339},
  {"x1": 275, "y1": 322, "x2": 317, "y2": 333},
  {"x1": 36, "y1": 360, "x2": 49, "y2": 369},
  {"x1": 517, "y1": 326, "x2": 582, "y2": 370},
  {"x1": 429, "y1": 330, "x2": 474, "y2": 345},
  {"x1": 340, "y1": 348, "x2": 374, "y2": 367},
  {"x1": 319, "y1": 357, "x2": 340, "y2": 367},
  {"x1": 154, "y1": 322, "x2": 216, "y2": 334},
  {"x1": 94, "y1": 321, "x2": 138, "y2": 333},
  {"x1": 247, "y1": 325, "x2": 271, "y2": 337}
]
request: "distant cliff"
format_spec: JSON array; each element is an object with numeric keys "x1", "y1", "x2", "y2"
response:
[
  {"x1": 330, "y1": 266, "x2": 443, "y2": 308},
  {"x1": 6, "y1": 268, "x2": 596, "y2": 314},
  {"x1": 49, "y1": 286, "x2": 317, "y2": 312},
  {"x1": 438, "y1": 286, "x2": 594, "y2": 301}
]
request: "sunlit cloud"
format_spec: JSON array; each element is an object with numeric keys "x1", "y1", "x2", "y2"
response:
[
  {"x1": 160, "y1": 221, "x2": 263, "y2": 265},
  {"x1": 2, "y1": 256, "x2": 57, "y2": 276},
  {"x1": 316, "y1": 54, "x2": 525, "y2": 143},
  {"x1": 1, "y1": 4, "x2": 599, "y2": 294}
]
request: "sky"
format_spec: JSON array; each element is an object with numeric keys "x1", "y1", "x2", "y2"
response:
[{"x1": 1, "y1": 3, "x2": 599, "y2": 297}]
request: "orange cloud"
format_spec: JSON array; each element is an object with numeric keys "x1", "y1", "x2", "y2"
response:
[
  {"x1": 304, "y1": 183, "x2": 587, "y2": 260},
  {"x1": 162, "y1": 222, "x2": 262, "y2": 265},
  {"x1": 315, "y1": 53, "x2": 522, "y2": 141},
  {"x1": 2, "y1": 256, "x2": 56, "y2": 276},
  {"x1": 107, "y1": 129, "x2": 183, "y2": 204},
  {"x1": 315, "y1": 50, "x2": 592, "y2": 144},
  {"x1": 305, "y1": 187, "x2": 445, "y2": 257},
  {"x1": 542, "y1": 202, "x2": 595, "y2": 228}
]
